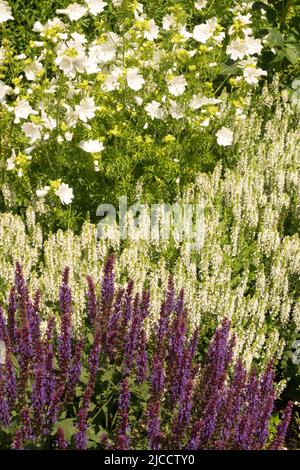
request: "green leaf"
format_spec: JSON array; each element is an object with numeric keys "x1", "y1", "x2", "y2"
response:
[
  {"x1": 284, "y1": 42, "x2": 300, "y2": 63},
  {"x1": 265, "y1": 29, "x2": 284, "y2": 47},
  {"x1": 53, "y1": 418, "x2": 76, "y2": 442}
]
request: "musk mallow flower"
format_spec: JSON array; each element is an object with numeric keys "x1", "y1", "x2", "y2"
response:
[
  {"x1": 75, "y1": 96, "x2": 98, "y2": 122},
  {"x1": 144, "y1": 19, "x2": 159, "y2": 41},
  {"x1": 166, "y1": 74, "x2": 187, "y2": 97},
  {"x1": 14, "y1": 100, "x2": 37, "y2": 123},
  {"x1": 85, "y1": 0, "x2": 107, "y2": 15},
  {"x1": 0, "y1": 80, "x2": 11, "y2": 101},
  {"x1": 55, "y1": 183, "x2": 74, "y2": 205},
  {"x1": 24, "y1": 60, "x2": 43, "y2": 81},
  {"x1": 195, "y1": 0, "x2": 207, "y2": 10},
  {"x1": 193, "y1": 17, "x2": 218, "y2": 44},
  {"x1": 216, "y1": 127, "x2": 234, "y2": 146},
  {"x1": 0, "y1": 0, "x2": 13, "y2": 24},
  {"x1": 227, "y1": 36, "x2": 263, "y2": 61},
  {"x1": 127, "y1": 68, "x2": 145, "y2": 91},
  {"x1": 55, "y1": 41, "x2": 88, "y2": 78},
  {"x1": 145, "y1": 100, "x2": 164, "y2": 120},
  {"x1": 79, "y1": 139, "x2": 105, "y2": 153},
  {"x1": 239, "y1": 59, "x2": 267, "y2": 85},
  {"x1": 57, "y1": 3, "x2": 87, "y2": 21},
  {"x1": 21, "y1": 122, "x2": 43, "y2": 142}
]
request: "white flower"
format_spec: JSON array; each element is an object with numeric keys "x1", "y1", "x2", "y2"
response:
[
  {"x1": 79, "y1": 139, "x2": 105, "y2": 153},
  {"x1": 189, "y1": 95, "x2": 222, "y2": 111},
  {"x1": 36, "y1": 186, "x2": 50, "y2": 197},
  {"x1": 239, "y1": 59, "x2": 267, "y2": 85},
  {"x1": 103, "y1": 66, "x2": 122, "y2": 91},
  {"x1": 195, "y1": 0, "x2": 207, "y2": 10},
  {"x1": 0, "y1": 0, "x2": 13, "y2": 24},
  {"x1": 216, "y1": 127, "x2": 234, "y2": 146},
  {"x1": 169, "y1": 100, "x2": 184, "y2": 119},
  {"x1": 291, "y1": 79, "x2": 300, "y2": 90},
  {"x1": 6, "y1": 150, "x2": 16, "y2": 171},
  {"x1": 57, "y1": 3, "x2": 87, "y2": 21},
  {"x1": 245, "y1": 36, "x2": 263, "y2": 56},
  {"x1": 85, "y1": 0, "x2": 107, "y2": 15},
  {"x1": 55, "y1": 40, "x2": 88, "y2": 78},
  {"x1": 144, "y1": 19, "x2": 159, "y2": 41},
  {"x1": 162, "y1": 14, "x2": 176, "y2": 31},
  {"x1": 21, "y1": 122, "x2": 43, "y2": 142},
  {"x1": 55, "y1": 183, "x2": 74, "y2": 205},
  {"x1": 193, "y1": 17, "x2": 217, "y2": 44},
  {"x1": 0, "y1": 80, "x2": 11, "y2": 101},
  {"x1": 127, "y1": 68, "x2": 145, "y2": 91},
  {"x1": 226, "y1": 38, "x2": 248, "y2": 60},
  {"x1": 145, "y1": 100, "x2": 164, "y2": 120},
  {"x1": 166, "y1": 74, "x2": 187, "y2": 96},
  {"x1": 14, "y1": 100, "x2": 36, "y2": 123},
  {"x1": 24, "y1": 60, "x2": 43, "y2": 81},
  {"x1": 75, "y1": 96, "x2": 98, "y2": 122}
]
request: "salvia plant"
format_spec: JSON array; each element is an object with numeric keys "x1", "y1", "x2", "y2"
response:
[{"x1": 0, "y1": 257, "x2": 292, "y2": 449}]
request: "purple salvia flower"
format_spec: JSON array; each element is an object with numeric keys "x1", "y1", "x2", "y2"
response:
[
  {"x1": 21, "y1": 406, "x2": 34, "y2": 441},
  {"x1": 12, "y1": 429, "x2": 23, "y2": 450},
  {"x1": 65, "y1": 338, "x2": 84, "y2": 403},
  {"x1": 0, "y1": 306, "x2": 8, "y2": 344},
  {"x1": 136, "y1": 328, "x2": 148, "y2": 384},
  {"x1": 116, "y1": 378, "x2": 131, "y2": 450},
  {"x1": 87, "y1": 275, "x2": 98, "y2": 326},
  {"x1": 106, "y1": 288, "x2": 124, "y2": 358},
  {"x1": 58, "y1": 267, "x2": 72, "y2": 383},
  {"x1": 0, "y1": 367, "x2": 10, "y2": 427},
  {"x1": 268, "y1": 401, "x2": 293, "y2": 450},
  {"x1": 124, "y1": 280, "x2": 134, "y2": 324},
  {"x1": 74, "y1": 407, "x2": 88, "y2": 450},
  {"x1": 32, "y1": 362, "x2": 46, "y2": 432},
  {"x1": 7, "y1": 286, "x2": 17, "y2": 350},
  {"x1": 5, "y1": 348, "x2": 17, "y2": 408},
  {"x1": 123, "y1": 293, "x2": 142, "y2": 375},
  {"x1": 56, "y1": 427, "x2": 68, "y2": 449}
]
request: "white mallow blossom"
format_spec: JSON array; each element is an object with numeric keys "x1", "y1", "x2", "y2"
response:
[
  {"x1": 6, "y1": 149, "x2": 16, "y2": 170},
  {"x1": 103, "y1": 66, "x2": 122, "y2": 91},
  {"x1": 0, "y1": 0, "x2": 13, "y2": 24},
  {"x1": 216, "y1": 127, "x2": 234, "y2": 146},
  {"x1": 57, "y1": 3, "x2": 87, "y2": 21},
  {"x1": 193, "y1": 17, "x2": 218, "y2": 44},
  {"x1": 239, "y1": 59, "x2": 267, "y2": 85},
  {"x1": 75, "y1": 96, "x2": 98, "y2": 122},
  {"x1": 79, "y1": 139, "x2": 105, "y2": 153},
  {"x1": 166, "y1": 74, "x2": 187, "y2": 97},
  {"x1": 145, "y1": 100, "x2": 164, "y2": 120},
  {"x1": 55, "y1": 39, "x2": 88, "y2": 78},
  {"x1": 0, "y1": 80, "x2": 11, "y2": 101},
  {"x1": 21, "y1": 122, "x2": 43, "y2": 143},
  {"x1": 36, "y1": 186, "x2": 50, "y2": 198},
  {"x1": 24, "y1": 60, "x2": 43, "y2": 81},
  {"x1": 14, "y1": 100, "x2": 37, "y2": 123},
  {"x1": 127, "y1": 68, "x2": 145, "y2": 91},
  {"x1": 169, "y1": 100, "x2": 184, "y2": 119},
  {"x1": 55, "y1": 183, "x2": 74, "y2": 205},
  {"x1": 144, "y1": 19, "x2": 159, "y2": 41},
  {"x1": 227, "y1": 36, "x2": 263, "y2": 61},
  {"x1": 195, "y1": 0, "x2": 207, "y2": 10},
  {"x1": 85, "y1": 0, "x2": 107, "y2": 15},
  {"x1": 162, "y1": 14, "x2": 176, "y2": 31}
]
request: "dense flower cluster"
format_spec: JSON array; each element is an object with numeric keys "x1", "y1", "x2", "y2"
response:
[{"x1": 0, "y1": 260, "x2": 292, "y2": 449}]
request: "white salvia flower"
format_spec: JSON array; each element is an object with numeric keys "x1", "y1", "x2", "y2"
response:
[
  {"x1": 24, "y1": 60, "x2": 43, "y2": 81},
  {"x1": 14, "y1": 100, "x2": 36, "y2": 123},
  {"x1": 79, "y1": 139, "x2": 105, "y2": 153},
  {"x1": 57, "y1": 3, "x2": 87, "y2": 21},
  {"x1": 0, "y1": 0, "x2": 13, "y2": 24},
  {"x1": 55, "y1": 183, "x2": 74, "y2": 205},
  {"x1": 0, "y1": 80, "x2": 11, "y2": 101},
  {"x1": 0, "y1": 340, "x2": 6, "y2": 365},
  {"x1": 145, "y1": 100, "x2": 164, "y2": 120},
  {"x1": 166, "y1": 74, "x2": 187, "y2": 96},
  {"x1": 36, "y1": 186, "x2": 50, "y2": 198},
  {"x1": 216, "y1": 127, "x2": 234, "y2": 146},
  {"x1": 85, "y1": 0, "x2": 107, "y2": 15},
  {"x1": 193, "y1": 17, "x2": 217, "y2": 44},
  {"x1": 195, "y1": 0, "x2": 207, "y2": 10},
  {"x1": 21, "y1": 122, "x2": 43, "y2": 142},
  {"x1": 75, "y1": 96, "x2": 98, "y2": 122},
  {"x1": 127, "y1": 68, "x2": 145, "y2": 91},
  {"x1": 144, "y1": 19, "x2": 159, "y2": 41}
]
